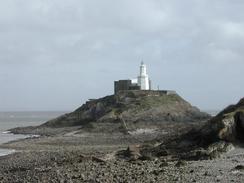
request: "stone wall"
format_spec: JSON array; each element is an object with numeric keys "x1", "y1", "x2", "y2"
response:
[
  {"x1": 114, "y1": 80, "x2": 132, "y2": 94},
  {"x1": 116, "y1": 90, "x2": 177, "y2": 97}
]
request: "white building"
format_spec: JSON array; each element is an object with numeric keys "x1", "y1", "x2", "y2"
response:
[{"x1": 137, "y1": 61, "x2": 150, "y2": 90}]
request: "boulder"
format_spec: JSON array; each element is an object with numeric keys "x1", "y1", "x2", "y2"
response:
[
  {"x1": 200, "y1": 98, "x2": 244, "y2": 143},
  {"x1": 116, "y1": 145, "x2": 142, "y2": 161}
]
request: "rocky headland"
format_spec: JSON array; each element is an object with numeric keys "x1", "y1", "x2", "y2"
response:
[{"x1": 9, "y1": 90, "x2": 210, "y2": 135}]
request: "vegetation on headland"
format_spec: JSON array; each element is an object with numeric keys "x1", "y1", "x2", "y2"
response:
[{"x1": 41, "y1": 91, "x2": 210, "y2": 129}]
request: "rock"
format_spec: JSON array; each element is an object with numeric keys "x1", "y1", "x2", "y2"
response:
[
  {"x1": 204, "y1": 171, "x2": 209, "y2": 176},
  {"x1": 156, "y1": 150, "x2": 168, "y2": 157},
  {"x1": 138, "y1": 155, "x2": 153, "y2": 161},
  {"x1": 200, "y1": 98, "x2": 244, "y2": 143},
  {"x1": 116, "y1": 145, "x2": 142, "y2": 161},
  {"x1": 91, "y1": 156, "x2": 106, "y2": 164},
  {"x1": 181, "y1": 148, "x2": 208, "y2": 160},
  {"x1": 175, "y1": 160, "x2": 187, "y2": 167},
  {"x1": 152, "y1": 98, "x2": 244, "y2": 161},
  {"x1": 234, "y1": 165, "x2": 244, "y2": 171},
  {"x1": 151, "y1": 169, "x2": 164, "y2": 176},
  {"x1": 174, "y1": 177, "x2": 181, "y2": 181},
  {"x1": 159, "y1": 160, "x2": 168, "y2": 167},
  {"x1": 206, "y1": 141, "x2": 234, "y2": 159}
]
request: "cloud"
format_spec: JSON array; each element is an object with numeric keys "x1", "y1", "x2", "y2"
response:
[{"x1": 0, "y1": 0, "x2": 243, "y2": 110}]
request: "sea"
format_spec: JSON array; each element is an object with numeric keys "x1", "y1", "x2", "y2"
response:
[{"x1": 0, "y1": 111, "x2": 67, "y2": 156}]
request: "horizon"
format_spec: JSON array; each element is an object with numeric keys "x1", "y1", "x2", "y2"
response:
[
  {"x1": 0, "y1": 109, "x2": 221, "y2": 114},
  {"x1": 0, "y1": 0, "x2": 243, "y2": 111}
]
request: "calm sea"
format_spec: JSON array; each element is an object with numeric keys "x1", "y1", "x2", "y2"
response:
[{"x1": 0, "y1": 111, "x2": 67, "y2": 156}]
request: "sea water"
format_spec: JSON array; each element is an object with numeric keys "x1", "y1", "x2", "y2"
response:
[{"x1": 0, "y1": 111, "x2": 67, "y2": 156}]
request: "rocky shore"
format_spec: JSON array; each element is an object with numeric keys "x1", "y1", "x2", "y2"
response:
[
  {"x1": 0, "y1": 123, "x2": 244, "y2": 183},
  {"x1": 0, "y1": 96, "x2": 244, "y2": 182}
]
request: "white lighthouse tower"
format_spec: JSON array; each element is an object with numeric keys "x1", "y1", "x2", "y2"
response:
[{"x1": 138, "y1": 61, "x2": 150, "y2": 90}]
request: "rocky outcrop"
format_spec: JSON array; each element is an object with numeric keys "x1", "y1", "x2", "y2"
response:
[
  {"x1": 199, "y1": 98, "x2": 244, "y2": 144},
  {"x1": 119, "y1": 98, "x2": 244, "y2": 161}
]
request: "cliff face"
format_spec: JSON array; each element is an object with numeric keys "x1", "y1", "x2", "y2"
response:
[
  {"x1": 199, "y1": 98, "x2": 244, "y2": 143},
  {"x1": 42, "y1": 91, "x2": 210, "y2": 128}
]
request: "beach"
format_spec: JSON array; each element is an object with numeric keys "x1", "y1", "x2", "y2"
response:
[{"x1": 0, "y1": 122, "x2": 243, "y2": 182}]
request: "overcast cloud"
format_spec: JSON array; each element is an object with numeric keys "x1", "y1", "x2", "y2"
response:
[{"x1": 0, "y1": 0, "x2": 243, "y2": 111}]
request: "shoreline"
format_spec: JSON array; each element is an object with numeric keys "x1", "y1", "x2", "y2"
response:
[
  {"x1": 0, "y1": 148, "x2": 16, "y2": 157},
  {"x1": 0, "y1": 130, "x2": 32, "y2": 157}
]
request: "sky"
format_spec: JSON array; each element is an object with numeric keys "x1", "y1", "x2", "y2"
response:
[{"x1": 0, "y1": 0, "x2": 243, "y2": 111}]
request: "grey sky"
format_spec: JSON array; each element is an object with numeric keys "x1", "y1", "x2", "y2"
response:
[{"x1": 0, "y1": 0, "x2": 243, "y2": 111}]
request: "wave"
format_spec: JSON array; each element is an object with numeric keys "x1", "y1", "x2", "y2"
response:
[
  {"x1": 0, "y1": 149, "x2": 15, "y2": 157},
  {"x1": 2, "y1": 131, "x2": 11, "y2": 134}
]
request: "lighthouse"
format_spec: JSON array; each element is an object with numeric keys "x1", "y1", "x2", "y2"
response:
[
  {"x1": 114, "y1": 61, "x2": 152, "y2": 94},
  {"x1": 138, "y1": 61, "x2": 150, "y2": 90},
  {"x1": 114, "y1": 61, "x2": 176, "y2": 95}
]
